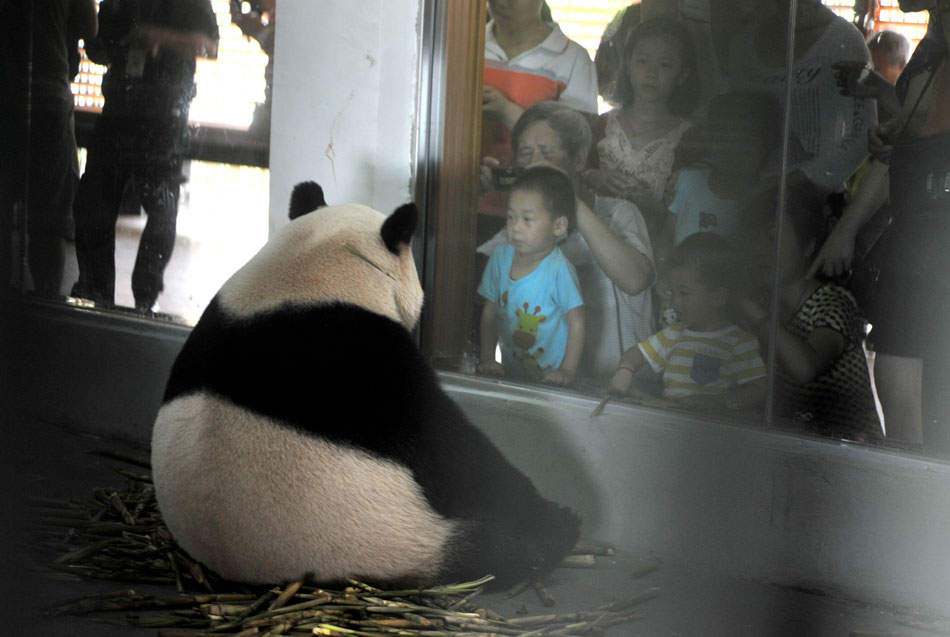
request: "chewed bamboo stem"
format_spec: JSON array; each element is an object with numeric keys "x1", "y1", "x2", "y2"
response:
[
  {"x1": 558, "y1": 554, "x2": 597, "y2": 568},
  {"x1": 268, "y1": 579, "x2": 304, "y2": 610},
  {"x1": 531, "y1": 580, "x2": 556, "y2": 607}
]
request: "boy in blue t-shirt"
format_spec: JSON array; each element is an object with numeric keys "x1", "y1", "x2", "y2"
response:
[{"x1": 477, "y1": 166, "x2": 585, "y2": 385}]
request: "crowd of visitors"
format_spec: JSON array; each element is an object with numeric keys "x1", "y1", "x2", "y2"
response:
[{"x1": 474, "y1": 0, "x2": 948, "y2": 452}]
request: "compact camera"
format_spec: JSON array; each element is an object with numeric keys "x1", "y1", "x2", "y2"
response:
[{"x1": 492, "y1": 166, "x2": 520, "y2": 191}]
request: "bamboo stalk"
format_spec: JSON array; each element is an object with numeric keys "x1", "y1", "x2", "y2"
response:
[
  {"x1": 268, "y1": 580, "x2": 304, "y2": 610},
  {"x1": 531, "y1": 580, "x2": 555, "y2": 607},
  {"x1": 167, "y1": 550, "x2": 185, "y2": 593},
  {"x1": 158, "y1": 633, "x2": 232, "y2": 637},
  {"x1": 207, "y1": 591, "x2": 276, "y2": 633},
  {"x1": 503, "y1": 579, "x2": 529, "y2": 599},
  {"x1": 629, "y1": 559, "x2": 661, "y2": 579},
  {"x1": 595, "y1": 587, "x2": 659, "y2": 612},
  {"x1": 558, "y1": 554, "x2": 597, "y2": 568},
  {"x1": 588, "y1": 394, "x2": 610, "y2": 418},
  {"x1": 505, "y1": 612, "x2": 585, "y2": 627},
  {"x1": 245, "y1": 608, "x2": 328, "y2": 628},
  {"x1": 259, "y1": 619, "x2": 294, "y2": 636},
  {"x1": 42, "y1": 462, "x2": 661, "y2": 637},
  {"x1": 53, "y1": 537, "x2": 120, "y2": 564},
  {"x1": 241, "y1": 594, "x2": 334, "y2": 624}
]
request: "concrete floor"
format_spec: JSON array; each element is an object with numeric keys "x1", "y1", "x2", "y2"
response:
[{"x1": 2, "y1": 418, "x2": 946, "y2": 637}]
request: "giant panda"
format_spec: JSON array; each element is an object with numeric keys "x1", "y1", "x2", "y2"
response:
[{"x1": 151, "y1": 182, "x2": 581, "y2": 588}]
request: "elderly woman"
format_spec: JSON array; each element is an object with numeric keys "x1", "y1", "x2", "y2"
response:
[
  {"x1": 477, "y1": 0, "x2": 598, "y2": 240},
  {"x1": 479, "y1": 101, "x2": 656, "y2": 386}
]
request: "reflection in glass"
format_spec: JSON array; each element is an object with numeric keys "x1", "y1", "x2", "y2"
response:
[
  {"x1": 813, "y1": 0, "x2": 950, "y2": 456},
  {"x1": 447, "y1": 0, "x2": 947, "y2": 456},
  {"x1": 3, "y1": 0, "x2": 271, "y2": 325}
]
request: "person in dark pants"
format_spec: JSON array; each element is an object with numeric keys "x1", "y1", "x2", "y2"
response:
[
  {"x1": 71, "y1": 0, "x2": 218, "y2": 311},
  {"x1": 0, "y1": 0, "x2": 98, "y2": 297}
]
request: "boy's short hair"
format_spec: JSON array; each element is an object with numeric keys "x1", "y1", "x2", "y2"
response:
[
  {"x1": 510, "y1": 165, "x2": 577, "y2": 231},
  {"x1": 668, "y1": 232, "x2": 743, "y2": 292}
]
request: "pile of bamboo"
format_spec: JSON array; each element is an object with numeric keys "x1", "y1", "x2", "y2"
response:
[{"x1": 32, "y1": 449, "x2": 658, "y2": 636}]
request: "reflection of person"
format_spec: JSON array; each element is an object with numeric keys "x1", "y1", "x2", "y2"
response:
[
  {"x1": 479, "y1": 101, "x2": 656, "y2": 386},
  {"x1": 478, "y1": 166, "x2": 585, "y2": 386},
  {"x1": 71, "y1": 0, "x2": 219, "y2": 311},
  {"x1": 608, "y1": 232, "x2": 767, "y2": 413},
  {"x1": 726, "y1": 0, "x2": 876, "y2": 196},
  {"x1": 478, "y1": 0, "x2": 598, "y2": 237},
  {"x1": 741, "y1": 206, "x2": 883, "y2": 443},
  {"x1": 832, "y1": 30, "x2": 911, "y2": 121},
  {"x1": 869, "y1": 29, "x2": 912, "y2": 85},
  {"x1": 811, "y1": 0, "x2": 950, "y2": 454},
  {"x1": 0, "y1": 0, "x2": 98, "y2": 296},
  {"x1": 583, "y1": 17, "x2": 699, "y2": 239},
  {"x1": 658, "y1": 91, "x2": 781, "y2": 261},
  {"x1": 593, "y1": 3, "x2": 642, "y2": 107},
  {"x1": 230, "y1": 0, "x2": 274, "y2": 137}
]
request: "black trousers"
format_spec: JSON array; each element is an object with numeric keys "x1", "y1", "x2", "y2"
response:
[{"x1": 72, "y1": 113, "x2": 187, "y2": 309}]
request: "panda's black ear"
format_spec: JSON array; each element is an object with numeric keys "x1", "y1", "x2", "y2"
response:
[
  {"x1": 381, "y1": 203, "x2": 417, "y2": 254},
  {"x1": 288, "y1": 181, "x2": 327, "y2": 220}
]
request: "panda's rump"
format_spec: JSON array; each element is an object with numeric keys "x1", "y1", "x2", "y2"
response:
[{"x1": 151, "y1": 393, "x2": 455, "y2": 584}]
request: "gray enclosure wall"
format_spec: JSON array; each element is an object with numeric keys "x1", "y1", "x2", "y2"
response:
[{"x1": 4, "y1": 301, "x2": 949, "y2": 617}]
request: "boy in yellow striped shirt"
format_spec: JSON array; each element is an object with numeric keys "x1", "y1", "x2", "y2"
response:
[{"x1": 608, "y1": 232, "x2": 767, "y2": 412}]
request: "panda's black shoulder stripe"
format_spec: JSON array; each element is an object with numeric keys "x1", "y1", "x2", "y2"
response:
[{"x1": 166, "y1": 300, "x2": 457, "y2": 460}]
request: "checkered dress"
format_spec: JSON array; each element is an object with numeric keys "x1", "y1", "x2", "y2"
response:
[{"x1": 777, "y1": 283, "x2": 882, "y2": 439}]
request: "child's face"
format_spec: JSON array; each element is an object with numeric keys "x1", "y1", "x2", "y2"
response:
[
  {"x1": 506, "y1": 189, "x2": 567, "y2": 260},
  {"x1": 627, "y1": 35, "x2": 685, "y2": 105},
  {"x1": 667, "y1": 263, "x2": 726, "y2": 330}
]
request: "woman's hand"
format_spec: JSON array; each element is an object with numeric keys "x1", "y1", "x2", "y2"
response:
[
  {"x1": 482, "y1": 86, "x2": 523, "y2": 128},
  {"x1": 582, "y1": 168, "x2": 630, "y2": 198},
  {"x1": 832, "y1": 60, "x2": 884, "y2": 99},
  {"x1": 574, "y1": 196, "x2": 654, "y2": 295},
  {"x1": 868, "y1": 120, "x2": 900, "y2": 162},
  {"x1": 607, "y1": 367, "x2": 635, "y2": 396},
  {"x1": 807, "y1": 222, "x2": 857, "y2": 279},
  {"x1": 479, "y1": 156, "x2": 501, "y2": 194}
]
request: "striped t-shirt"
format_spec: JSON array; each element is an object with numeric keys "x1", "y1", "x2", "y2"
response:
[{"x1": 638, "y1": 323, "x2": 766, "y2": 400}]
